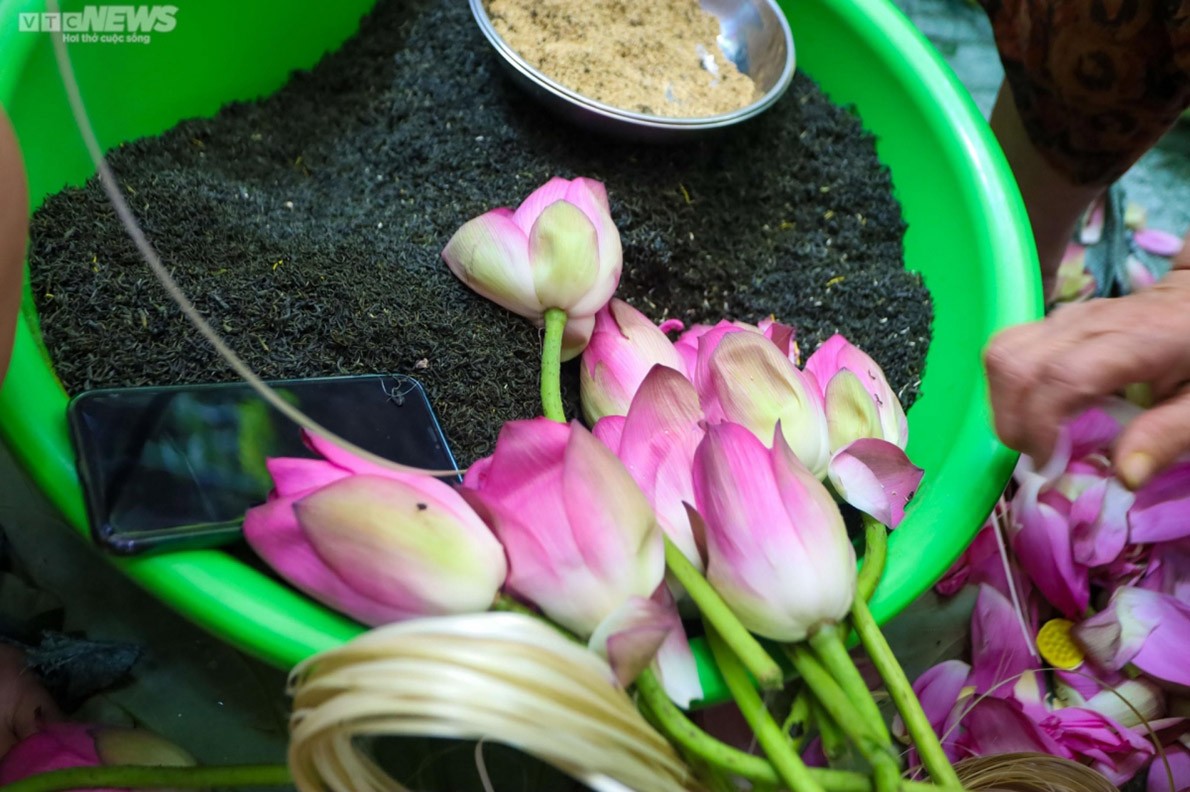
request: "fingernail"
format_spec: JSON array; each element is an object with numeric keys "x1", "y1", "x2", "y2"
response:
[{"x1": 1119, "y1": 452, "x2": 1155, "y2": 490}]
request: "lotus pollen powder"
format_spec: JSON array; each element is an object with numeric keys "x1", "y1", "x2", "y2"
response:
[{"x1": 485, "y1": 0, "x2": 759, "y2": 117}]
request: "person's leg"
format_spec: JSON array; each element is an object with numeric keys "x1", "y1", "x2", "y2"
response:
[{"x1": 0, "y1": 109, "x2": 28, "y2": 387}]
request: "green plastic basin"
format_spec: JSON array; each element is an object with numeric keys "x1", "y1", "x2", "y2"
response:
[{"x1": 0, "y1": 0, "x2": 1039, "y2": 704}]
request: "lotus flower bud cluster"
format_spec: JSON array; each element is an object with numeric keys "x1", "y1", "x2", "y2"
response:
[
  {"x1": 246, "y1": 421, "x2": 700, "y2": 706},
  {"x1": 582, "y1": 300, "x2": 923, "y2": 530},
  {"x1": 442, "y1": 176, "x2": 623, "y2": 360},
  {"x1": 918, "y1": 398, "x2": 1190, "y2": 787}
]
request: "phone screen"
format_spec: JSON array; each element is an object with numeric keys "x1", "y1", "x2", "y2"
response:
[{"x1": 68, "y1": 375, "x2": 458, "y2": 555}]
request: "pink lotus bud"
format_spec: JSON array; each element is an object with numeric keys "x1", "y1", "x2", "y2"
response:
[
  {"x1": 462, "y1": 418, "x2": 665, "y2": 637},
  {"x1": 804, "y1": 334, "x2": 908, "y2": 452},
  {"x1": 827, "y1": 438, "x2": 924, "y2": 528},
  {"x1": 0, "y1": 722, "x2": 194, "y2": 788},
  {"x1": 580, "y1": 300, "x2": 686, "y2": 425},
  {"x1": 244, "y1": 432, "x2": 507, "y2": 626},
  {"x1": 600, "y1": 366, "x2": 706, "y2": 571},
  {"x1": 673, "y1": 318, "x2": 799, "y2": 392},
  {"x1": 692, "y1": 422, "x2": 856, "y2": 641},
  {"x1": 705, "y1": 332, "x2": 831, "y2": 478},
  {"x1": 442, "y1": 177, "x2": 622, "y2": 360}
]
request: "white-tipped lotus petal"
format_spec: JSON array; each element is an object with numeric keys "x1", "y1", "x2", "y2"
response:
[{"x1": 288, "y1": 612, "x2": 699, "y2": 792}]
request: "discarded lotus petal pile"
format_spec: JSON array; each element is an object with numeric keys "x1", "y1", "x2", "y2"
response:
[{"x1": 922, "y1": 399, "x2": 1190, "y2": 790}]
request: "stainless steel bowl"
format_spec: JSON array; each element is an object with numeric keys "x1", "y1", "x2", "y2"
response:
[{"x1": 470, "y1": 0, "x2": 796, "y2": 142}]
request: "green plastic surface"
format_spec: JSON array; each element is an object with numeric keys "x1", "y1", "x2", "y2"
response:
[{"x1": 0, "y1": 0, "x2": 1040, "y2": 706}]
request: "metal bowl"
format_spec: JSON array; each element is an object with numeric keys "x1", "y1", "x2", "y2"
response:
[{"x1": 470, "y1": 0, "x2": 796, "y2": 142}]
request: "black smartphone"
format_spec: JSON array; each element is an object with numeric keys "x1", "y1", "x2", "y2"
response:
[{"x1": 67, "y1": 374, "x2": 458, "y2": 555}]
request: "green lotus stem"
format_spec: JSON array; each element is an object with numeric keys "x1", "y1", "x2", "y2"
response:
[
  {"x1": 851, "y1": 524, "x2": 963, "y2": 791},
  {"x1": 3, "y1": 764, "x2": 292, "y2": 792},
  {"x1": 707, "y1": 628, "x2": 827, "y2": 792},
  {"x1": 856, "y1": 517, "x2": 889, "y2": 603},
  {"x1": 808, "y1": 690, "x2": 850, "y2": 764},
  {"x1": 787, "y1": 644, "x2": 902, "y2": 792},
  {"x1": 636, "y1": 671, "x2": 936, "y2": 792},
  {"x1": 637, "y1": 668, "x2": 777, "y2": 784},
  {"x1": 852, "y1": 595, "x2": 964, "y2": 791},
  {"x1": 541, "y1": 307, "x2": 568, "y2": 422},
  {"x1": 663, "y1": 538, "x2": 783, "y2": 689},
  {"x1": 782, "y1": 686, "x2": 811, "y2": 746},
  {"x1": 809, "y1": 623, "x2": 891, "y2": 748}
]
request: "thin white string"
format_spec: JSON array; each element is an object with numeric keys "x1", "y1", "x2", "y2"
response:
[{"x1": 45, "y1": 2, "x2": 463, "y2": 477}]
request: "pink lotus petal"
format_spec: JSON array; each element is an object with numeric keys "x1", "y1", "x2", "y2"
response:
[
  {"x1": 613, "y1": 367, "x2": 704, "y2": 568},
  {"x1": 527, "y1": 201, "x2": 600, "y2": 311},
  {"x1": 906, "y1": 659, "x2": 971, "y2": 738},
  {"x1": 969, "y1": 585, "x2": 1043, "y2": 714},
  {"x1": 461, "y1": 453, "x2": 493, "y2": 490},
  {"x1": 243, "y1": 497, "x2": 411, "y2": 626},
  {"x1": 1130, "y1": 461, "x2": 1190, "y2": 544},
  {"x1": 710, "y1": 332, "x2": 830, "y2": 476},
  {"x1": 1076, "y1": 587, "x2": 1163, "y2": 674},
  {"x1": 303, "y1": 430, "x2": 404, "y2": 478},
  {"x1": 0, "y1": 723, "x2": 104, "y2": 786},
  {"x1": 588, "y1": 595, "x2": 673, "y2": 689},
  {"x1": 471, "y1": 419, "x2": 571, "y2": 501},
  {"x1": 758, "y1": 317, "x2": 799, "y2": 363},
  {"x1": 1009, "y1": 469, "x2": 1089, "y2": 619},
  {"x1": 294, "y1": 475, "x2": 507, "y2": 621},
  {"x1": 1041, "y1": 707, "x2": 1154, "y2": 785},
  {"x1": 565, "y1": 177, "x2": 611, "y2": 214},
  {"x1": 650, "y1": 443, "x2": 705, "y2": 570},
  {"x1": 511, "y1": 176, "x2": 573, "y2": 235},
  {"x1": 804, "y1": 334, "x2": 907, "y2": 448},
  {"x1": 1072, "y1": 477, "x2": 1131, "y2": 567},
  {"x1": 647, "y1": 586, "x2": 704, "y2": 708},
  {"x1": 441, "y1": 210, "x2": 539, "y2": 319},
  {"x1": 962, "y1": 697, "x2": 1071, "y2": 759},
  {"x1": 617, "y1": 366, "x2": 703, "y2": 481},
  {"x1": 592, "y1": 414, "x2": 626, "y2": 454},
  {"x1": 1068, "y1": 406, "x2": 1127, "y2": 458},
  {"x1": 562, "y1": 424, "x2": 664, "y2": 583},
  {"x1": 560, "y1": 180, "x2": 622, "y2": 319},
  {"x1": 826, "y1": 438, "x2": 924, "y2": 528},
  {"x1": 1141, "y1": 540, "x2": 1190, "y2": 605},
  {"x1": 1134, "y1": 228, "x2": 1184, "y2": 258},
  {"x1": 265, "y1": 456, "x2": 351, "y2": 498},
  {"x1": 658, "y1": 318, "x2": 684, "y2": 334},
  {"x1": 560, "y1": 313, "x2": 596, "y2": 362},
  {"x1": 579, "y1": 301, "x2": 685, "y2": 422},
  {"x1": 1147, "y1": 743, "x2": 1190, "y2": 792},
  {"x1": 694, "y1": 423, "x2": 854, "y2": 641}
]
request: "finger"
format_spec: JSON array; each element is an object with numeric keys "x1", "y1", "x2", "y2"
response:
[
  {"x1": 1172, "y1": 230, "x2": 1190, "y2": 271},
  {"x1": 1113, "y1": 387, "x2": 1190, "y2": 490},
  {"x1": 985, "y1": 319, "x2": 1084, "y2": 461}
]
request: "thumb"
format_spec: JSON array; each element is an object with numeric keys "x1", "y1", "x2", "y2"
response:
[{"x1": 1113, "y1": 388, "x2": 1190, "y2": 489}]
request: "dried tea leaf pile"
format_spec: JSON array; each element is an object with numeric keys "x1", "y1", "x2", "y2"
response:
[{"x1": 28, "y1": 0, "x2": 932, "y2": 465}]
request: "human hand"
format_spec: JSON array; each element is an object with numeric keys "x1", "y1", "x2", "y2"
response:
[{"x1": 985, "y1": 231, "x2": 1190, "y2": 490}]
